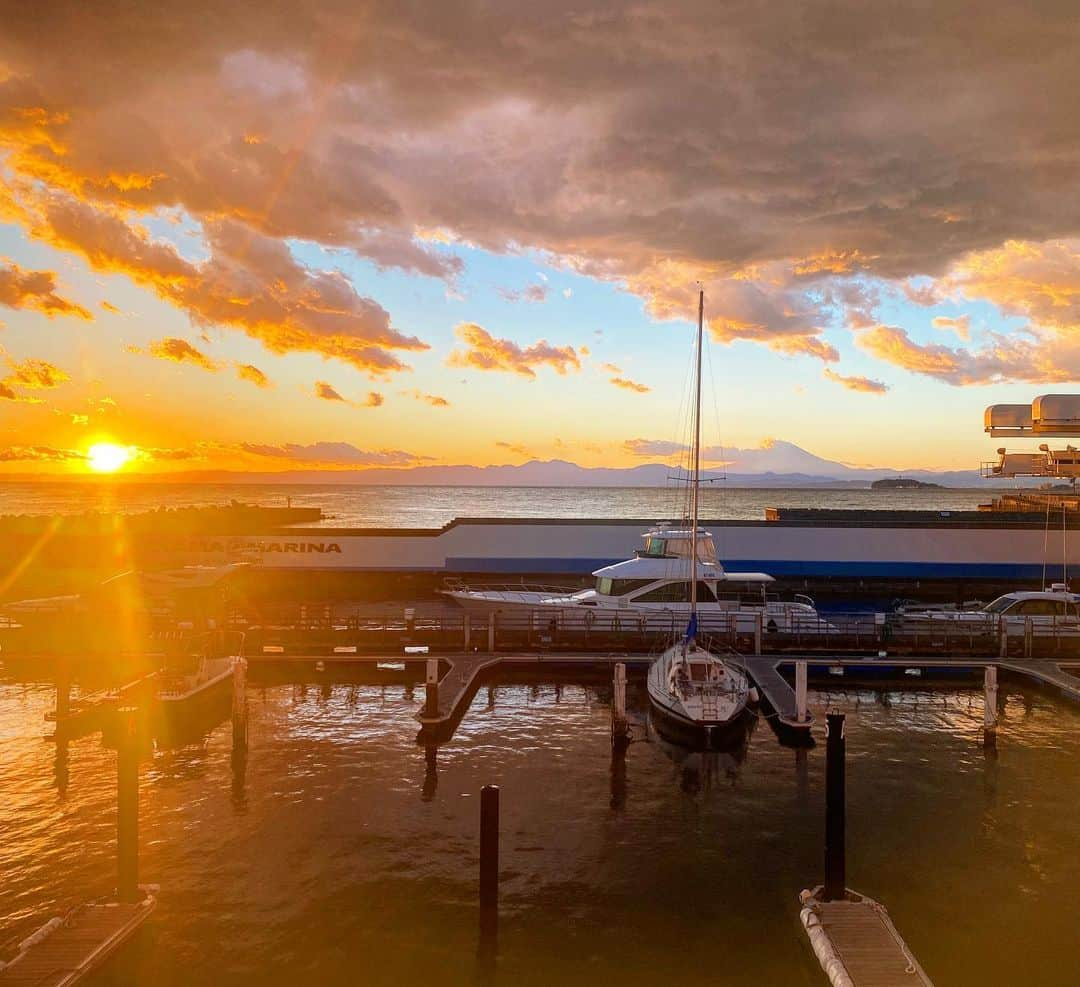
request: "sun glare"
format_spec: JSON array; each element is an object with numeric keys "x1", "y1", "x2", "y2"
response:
[{"x1": 87, "y1": 442, "x2": 134, "y2": 473}]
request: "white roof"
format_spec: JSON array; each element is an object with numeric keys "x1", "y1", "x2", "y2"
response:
[
  {"x1": 994, "y1": 590, "x2": 1080, "y2": 602},
  {"x1": 592, "y1": 555, "x2": 774, "y2": 583}
]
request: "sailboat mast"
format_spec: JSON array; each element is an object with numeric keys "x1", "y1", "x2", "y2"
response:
[{"x1": 690, "y1": 287, "x2": 704, "y2": 616}]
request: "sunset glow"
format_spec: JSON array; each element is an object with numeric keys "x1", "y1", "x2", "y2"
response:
[
  {"x1": 0, "y1": 4, "x2": 1076, "y2": 477},
  {"x1": 86, "y1": 443, "x2": 133, "y2": 474}
]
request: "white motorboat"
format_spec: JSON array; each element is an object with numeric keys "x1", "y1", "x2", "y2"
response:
[
  {"x1": 902, "y1": 584, "x2": 1080, "y2": 635},
  {"x1": 443, "y1": 525, "x2": 825, "y2": 634},
  {"x1": 157, "y1": 655, "x2": 235, "y2": 711}
]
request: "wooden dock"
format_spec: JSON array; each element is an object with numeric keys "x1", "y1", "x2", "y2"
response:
[
  {"x1": 799, "y1": 886, "x2": 933, "y2": 986},
  {"x1": 0, "y1": 894, "x2": 156, "y2": 986}
]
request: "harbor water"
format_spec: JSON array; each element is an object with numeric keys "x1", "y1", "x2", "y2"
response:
[{"x1": 3, "y1": 667, "x2": 1080, "y2": 985}]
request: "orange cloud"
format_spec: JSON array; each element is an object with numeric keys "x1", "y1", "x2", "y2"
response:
[
  {"x1": 139, "y1": 336, "x2": 218, "y2": 371},
  {"x1": 609, "y1": 376, "x2": 650, "y2": 393},
  {"x1": 365, "y1": 391, "x2": 384, "y2": 407},
  {"x1": 403, "y1": 390, "x2": 450, "y2": 407},
  {"x1": 235, "y1": 363, "x2": 271, "y2": 388},
  {"x1": 931, "y1": 315, "x2": 970, "y2": 340},
  {"x1": 495, "y1": 441, "x2": 530, "y2": 457},
  {"x1": 447, "y1": 323, "x2": 580, "y2": 378},
  {"x1": 314, "y1": 380, "x2": 346, "y2": 401},
  {"x1": 0, "y1": 260, "x2": 91, "y2": 319},
  {"x1": 0, "y1": 445, "x2": 84, "y2": 461},
  {"x1": 4, "y1": 356, "x2": 70, "y2": 389},
  {"x1": 239, "y1": 441, "x2": 428, "y2": 467},
  {"x1": 15, "y1": 188, "x2": 427, "y2": 375},
  {"x1": 822, "y1": 367, "x2": 888, "y2": 394}
]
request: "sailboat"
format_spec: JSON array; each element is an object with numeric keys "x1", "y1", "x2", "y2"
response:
[{"x1": 646, "y1": 288, "x2": 752, "y2": 747}]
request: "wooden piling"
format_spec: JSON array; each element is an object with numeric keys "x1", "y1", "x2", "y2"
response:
[
  {"x1": 795, "y1": 660, "x2": 808, "y2": 723},
  {"x1": 612, "y1": 662, "x2": 628, "y2": 750},
  {"x1": 983, "y1": 665, "x2": 998, "y2": 744},
  {"x1": 999, "y1": 616, "x2": 1008, "y2": 658},
  {"x1": 464, "y1": 614, "x2": 471, "y2": 650},
  {"x1": 55, "y1": 659, "x2": 70, "y2": 722},
  {"x1": 479, "y1": 785, "x2": 499, "y2": 912},
  {"x1": 116, "y1": 707, "x2": 140, "y2": 904},
  {"x1": 824, "y1": 712, "x2": 846, "y2": 902},
  {"x1": 231, "y1": 657, "x2": 248, "y2": 752},
  {"x1": 1024, "y1": 617, "x2": 1033, "y2": 659},
  {"x1": 425, "y1": 658, "x2": 440, "y2": 718},
  {"x1": 487, "y1": 613, "x2": 496, "y2": 653},
  {"x1": 754, "y1": 613, "x2": 763, "y2": 655}
]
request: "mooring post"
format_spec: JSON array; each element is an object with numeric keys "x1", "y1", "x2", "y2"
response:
[
  {"x1": 480, "y1": 785, "x2": 500, "y2": 912},
  {"x1": 464, "y1": 614, "x2": 471, "y2": 650},
  {"x1": 612, "y1": 662, "x2": 628, "y2": 749},
  {"x1": 404, "y1": 607, "x2": 416, "y2": 640},
  {"x1": 232, "y1": 656, "x2": 248, "y2": 752},
  {"x1": 824, "y1": 711, "x2": 846, "y2": 902},
  {"x1": 795, "y1": 660, "x2": 808, "y2": 723},
  {"x1": 116, "y1": 706, "x2": 140, "y2": 903},
  {"x1": 55, "y1": 657, "x2": 71, "y2": 722},
  {"x1": 424, "y1": 658, "x2": 439, "y2": 718},
  {"x1": 488, "y1": 613, "x2": 496, "y2": 653},
  {"x1": 983, "y1": 665, "x2": 998, "y2": 744},
  {"x1": 999, "y1": 616, "x2": 1008, "y2": 658},
  {"x1": 1023, "y1": 617, "x2": 1033, "y2": 659},
  {"x1": 754, "y1": 613, "x2": 763, "y2": 655}
]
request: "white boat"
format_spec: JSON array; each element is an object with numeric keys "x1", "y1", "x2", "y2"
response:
[
  {"x1": 903, "y1": 584, "x2": 1080, "y2": 635},
  {"x1": 157, "y1": 655, "x2": 235, "y2": 710},
  {"x1": 443, "y1": 525, "x2": 825, "y2": 633},
  {"x1": 645, "y1": 288, "x2": 753, "y2": 746}
]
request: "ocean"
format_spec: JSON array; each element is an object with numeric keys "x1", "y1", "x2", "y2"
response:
[{"x1": 0, "y1": 482, "x2": 1006, "y2": 528}]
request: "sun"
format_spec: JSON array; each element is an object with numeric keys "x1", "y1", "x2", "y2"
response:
[{"x1": 87, "y1": 442, "x2": 134, "y2": 473}]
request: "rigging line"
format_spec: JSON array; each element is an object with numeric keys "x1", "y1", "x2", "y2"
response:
[{"x1": 1064, "y1": 503, "x2": 1068, "y2": 588}]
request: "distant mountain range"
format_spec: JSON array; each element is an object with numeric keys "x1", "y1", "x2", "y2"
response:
[{"x1": 21, "y1": 439, "x2": 1009, "y2": 487}]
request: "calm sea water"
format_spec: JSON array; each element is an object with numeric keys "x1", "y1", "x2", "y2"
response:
[
  {"x1": 2, "y1": 666, "x2": 1079, "y2": 986},
  {"x1": 0, "y1": 482, "x2": 1007, "y2": 527}
]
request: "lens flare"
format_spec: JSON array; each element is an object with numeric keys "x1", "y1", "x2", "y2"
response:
[{"x1": 87, "y1": 442, "x2": 133, "y2": 473}]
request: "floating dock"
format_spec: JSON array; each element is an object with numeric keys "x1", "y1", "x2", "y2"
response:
[
  {"x1": 0, "y1": 894, "x2": 156, "y2": 986},
  {"x1": 800, "y1": 886, "x2": 933, "y2": 987}
]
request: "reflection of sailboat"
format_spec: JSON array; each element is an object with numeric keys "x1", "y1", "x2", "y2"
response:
[
  {"x1": 646, "y1": 289, "x2": 752, "y2": 749},
  {"x1": 648, "y1": 710, "x2": 753, "y2": 792}
]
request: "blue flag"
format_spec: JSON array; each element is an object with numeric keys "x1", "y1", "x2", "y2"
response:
[{"x1": 685, "y1": 613, "x2": 698, "y2": 642}]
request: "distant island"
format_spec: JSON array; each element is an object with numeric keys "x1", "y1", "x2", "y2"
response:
[{"x1": 871, "y1": 477, "x2": 945, "y2": 490}]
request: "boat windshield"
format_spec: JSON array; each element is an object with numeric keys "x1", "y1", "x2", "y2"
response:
[{"x1": 983, "y1": 596, "x2": 1018, "y2": 614}]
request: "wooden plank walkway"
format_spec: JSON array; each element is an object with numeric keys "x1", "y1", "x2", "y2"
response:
[
  {"x1": 416, "y1": 655, "x2": 504, "y2": 731},
  {"x1": 799, "y1": 887, "x2": 933, "y2": 986},
  {"x1": 0, "y1": 895, "x2": 156, "y2": 986},
  {"x1": 744, "y1": 656, "x2": 813, "y2": 734}
]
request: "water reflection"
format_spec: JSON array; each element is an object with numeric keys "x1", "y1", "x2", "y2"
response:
[{"x1": 3, "y1": 671, "x2": 1080, "y2": 985}]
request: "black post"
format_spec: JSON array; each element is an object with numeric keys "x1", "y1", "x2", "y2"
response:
[
  {"x1": 479, "y1": 785, "x2": 499, "y2": 912},
  {"x1": 116, "y1": 706, "x2": 140, "y2": 903},
  {"x1": 55, "y1": 658, "x2": 71, "y2": 722},
  {"x1": 824, "y1": 711, "x2": 846, "y2": 901}
]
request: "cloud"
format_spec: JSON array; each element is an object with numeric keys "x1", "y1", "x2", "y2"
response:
[
  {"x1": 365, "y1": 391, "x2": 384, "y2": 407},
  {"x1": 856, "y1": 324, "x2": 1070, "y2": 385},
  {"x1": 609, "y1": 375, "x2": 650, "y2": 393},
  {"x1": 623, "y1": 438, "x2": 685, "y2": 458},
  {"x1": 100, "y1": 300, "x2": 121, "y2": 314},
  {"x1": 4, "y1": 356, "x2": 70, "y2": 389},
  {"x1": 447, "y1": 322, "x2": 580, "y2": 378},
  {"x1": 822, "y1": 367, "x2": 889, "y2": 394},
  {"x1": 0, "y1": 260, "x2": 91, "y2": 319},
  {"x1": 71, "y1": 413, "x2": 88, "y2": 425},
  {"x1": 0, "y1": 445, "x2": 85, "y2": 461},
  {"x1": 495, "y1": 441, "x2": 529, "y2": 457},
  {"x1": 3, "y1": 5, "x2": 1080, "y2": 372},
  {"x1": 0, "y1": 381, "x2": 17, "y2": 400},
  {"x1": 10, "y1": 187, "x2": 428, "y2": 375},
  {"x1": 139, "y1": 336, "x2": 218, "y2": 371},
  {"x1": 403, "y1": 389, "x2": 450, "y2": 407},
  {"x1": 314, "y1": 380, "x2": 346, "y2": 401},
  {"x1": 498, "y1": 282, "x2": 549, "y2": 303},
  {"x1": 238, "y1": 441, "x2": 428, "y2": 466},
  {"x1": 931, "y1": 314, "x2": 971, "y2": 340},
  {"x1": 234, "y1": 362, "x2": 270, "y2": 387}
]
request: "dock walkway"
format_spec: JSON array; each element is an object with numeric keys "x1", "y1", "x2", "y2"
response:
[
  {"x1": 800, "y1": 887, "x2": 933, "y2": 987},
  {"x1": 0, "y1": 895, "x2": 156, "y2": 987}
]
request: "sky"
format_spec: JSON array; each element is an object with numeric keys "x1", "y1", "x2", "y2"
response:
[{"x1": 0, "y1": 1, "x2": 1078, "y2": 476}]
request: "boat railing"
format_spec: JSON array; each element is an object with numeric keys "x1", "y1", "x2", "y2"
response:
[{"x1": 442, "y1": 579, "x2": 585, "y2": 597}]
